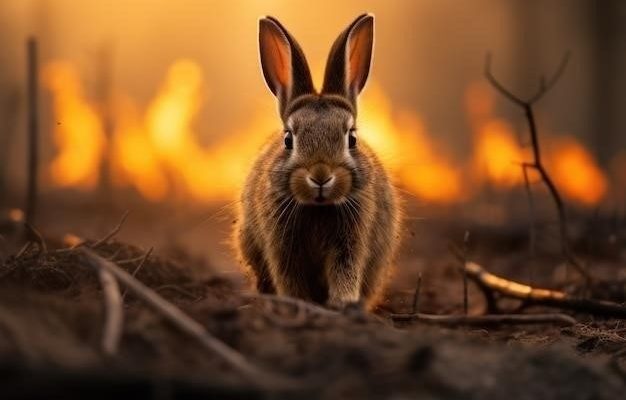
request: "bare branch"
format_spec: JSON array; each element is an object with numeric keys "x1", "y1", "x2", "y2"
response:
[
  {"x1": 521, "y1": 163, "x2": 537, "y2": 263},
  {"x1": 484, "y1": 53, "x2": 589, "y2": 282},
  {"x1": 527, "y1": 52, "x2": 571, "y2": 104},
  {"x1": 484, "y1": 52, "x2": 526, "y2": 107},
  {"x1": 78, "y1": 248, "x2": 286, "y2": 386},
  {"x1": 485, "y1": 51, "x2": 570, "y2": 106}
]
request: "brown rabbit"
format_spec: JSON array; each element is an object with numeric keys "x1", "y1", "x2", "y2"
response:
[{"x1": 235, "y1": 13, "x2": 401, "y2": 309}]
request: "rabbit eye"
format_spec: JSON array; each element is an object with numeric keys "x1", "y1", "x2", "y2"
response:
[
  {"x1": 284, "y1": 130, "x2": 293, "y2": 150},
  {"x1": 348, "y1": 128, "x2": 357, "y2": 149}
]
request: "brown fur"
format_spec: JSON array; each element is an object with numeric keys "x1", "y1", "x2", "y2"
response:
[{"x1": 234, "y1": 14, "x2": 400, "y2": 309}]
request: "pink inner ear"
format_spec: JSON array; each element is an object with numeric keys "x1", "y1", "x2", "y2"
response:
[
  {"x1": 347, "y1": 18, "x2": 373, "y2": 93},
  {"x1": 260, "y1": 21, "x2": 292, "y2": 91}
]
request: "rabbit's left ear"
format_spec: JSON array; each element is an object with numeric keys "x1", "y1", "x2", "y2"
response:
[
  {"x1": 321, "y1": 14, "x2": 374, "y2": 107},
  {"x1": 259, "y1": 16, "x2": 315, "y2": 118}
]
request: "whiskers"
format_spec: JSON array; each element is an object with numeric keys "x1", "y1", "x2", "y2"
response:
[
  {"x1": 190, "y1": 198, "x2": 243, "y2": 230},
  {"x1": 339, "y1": 195, "x2": 362, "y2": 228}
]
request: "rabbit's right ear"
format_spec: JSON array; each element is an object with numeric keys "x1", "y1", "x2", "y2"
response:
[
  {"x1": 321, "y1": 14, "x2": 374, "y2": 109},
  {"x1": 259, "y1": 17, "x2": 315, "y2": 118}
]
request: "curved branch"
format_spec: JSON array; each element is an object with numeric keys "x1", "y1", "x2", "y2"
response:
[
  {"x1": 484, "y1": 52, "x2": 589, "y2": 282},
  {"x1": 527, "y1": 51, "x2": 571, "y2": 104}
]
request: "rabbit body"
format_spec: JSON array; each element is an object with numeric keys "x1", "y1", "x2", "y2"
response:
[{"x1": 235, "y1": 14, "x2": 400, "y2": 309}]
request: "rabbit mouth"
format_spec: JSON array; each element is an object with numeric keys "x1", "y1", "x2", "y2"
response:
[
  {"x1": 313, "y1": 194, "x2": 332, "y2": 205},
  {"x1": 289, "y1": 166, "x2": 352, "y2": 205}
]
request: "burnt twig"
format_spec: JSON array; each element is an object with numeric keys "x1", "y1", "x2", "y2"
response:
[
  {"x1": 25, "y1": 38, "x2": 39, "y2": 225},
  {"x1": 390, "y1": 312, "x2": 577, "y2": 327},
  {"x1": 485, "y1": 52, "x2": 590, "y2": 283},
  {"x1": 412, "y1": 273, "x2": 422, "y2": 314},
  {"x1": 24, "y1": 222, "x2": 47, "y2": 255}
]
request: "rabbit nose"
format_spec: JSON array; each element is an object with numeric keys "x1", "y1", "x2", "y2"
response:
[
  {"x1": 306, "y1": 175, "x2": 335, "y2": 189},
  {"x1": 306, "y1": 164, "x2": 335, "y2": 190}
]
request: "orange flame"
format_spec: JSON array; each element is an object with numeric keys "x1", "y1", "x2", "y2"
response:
[
  {"x1": 360, "y1": 83, "x2": 462, "y2": 202},
  {"x1": 473, "y1": 120, "x2": 527, "y2": 186},
  {"x1": 465, "y1": 81, "x2": 609, "y2": 205},
  {"x1": 115, "y1": 60, "x2": 272, "y2": 201},
  {"x1": 466, "y1": 82, "x2": 527, "y2": 187},
  {"x1": 113, "y1": 95, "x2": 168, "y2": 200},
  {"x1": 43, "y1": 63, "x2": 610, "y2": 207},
  {"x1": 548, "y1": 136, "x2": 607, "y2": 205},
  {"x1": 42, "y1": 62, "x2": 106, "y2": 188}
]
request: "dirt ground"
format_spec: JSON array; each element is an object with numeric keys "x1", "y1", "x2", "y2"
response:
[{"x1": 0, "y1": 196, "x2": 625, "y2": 399}]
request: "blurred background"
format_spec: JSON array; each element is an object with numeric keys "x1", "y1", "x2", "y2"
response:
[{"x1": 0, "y1": 0, "x2": 624, "y2": 268}]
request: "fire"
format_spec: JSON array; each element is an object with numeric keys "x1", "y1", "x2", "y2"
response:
[
  {"x1": 360, "y1": 84, "x2": 462, "y2": 202},
  {"x1": 473, "y1": 120, "x2": 527, "y2": 186},
  {"x1": 113, "y1": 96, "x2": 168, "y2": 201},
  {"x1": 45, "y1": 59, "x2": 273, "y2": 202},
  {"x1": 548, "y1": 136, "x2": 607, "y2": 205},
  {"x1": 465, "y1": 81, "x2": 609, "y2": 205},
  {"x1": 42, "y1": 62, "x2": 106, "y2": 188},
  {"x1": 466, "y1": 82, "x2": 527, "y2": 187},
  {"x1": 43, "y1": 63, "x2": 610, "y2": 207}
]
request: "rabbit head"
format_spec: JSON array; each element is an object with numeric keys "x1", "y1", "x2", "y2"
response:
[{"x1": 259, "y1": 14, "x2": 375, "y2": 205}]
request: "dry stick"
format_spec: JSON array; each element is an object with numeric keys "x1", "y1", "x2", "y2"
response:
[
  {"x1": 485, "y1": 52, "x2": 590, "y2": 283},
  {"x1": 25, "y1": 38, "x2": 39, "y2": 225},
  {"x1": 14, "y1": 242, "x2": 32, "y2": 259},
  {"x1": 390, "y1": 312, "x2": 577, "y2": 327},
  {"x1": 412, "y1": 273, "x2": 422, "y2": 314},
  {"x1": 463, "y1": 260, "x2": 626, "y2": 318},
  {"x1": 116, "y1": 253, "x2": 152, "y2": 265},
  {"x1": 94, "y1": 264, "x2": 123, "y2": 355},
  {"x1": 121, "y1": 246, "x2": 153, "y2": 299},
  {"x1": 79, "y1": 248, "x2": 285, "y2": 387},
  {"x1": 23, "y1": 222, "x2": 47, "y2": 255},
  {"x1": 462, "y1": 231, "x2": 470, "y2": 315},
  {"x1": 243, "y1": 293, "x2": 339, "y2": 318},
  {"x1": 55, "y1": 210, "x2": 128, "y2": 254},
  {"x1": 521, "y1": 163, "x2": 537, "y2": 263},
  {"x1": 90, "y1": 210, "x2": 129, "y2": 248}
]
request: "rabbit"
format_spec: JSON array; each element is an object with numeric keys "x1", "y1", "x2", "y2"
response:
[{"x1": 235, "y1": 13, "x2": 401, "y2": 310}]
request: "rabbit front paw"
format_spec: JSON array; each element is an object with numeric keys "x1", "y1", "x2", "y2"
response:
[{"x1": 326, "y1": 296, "x2": 363, "y2": 311}]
